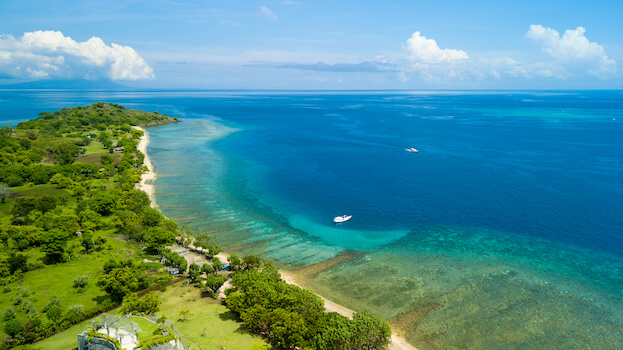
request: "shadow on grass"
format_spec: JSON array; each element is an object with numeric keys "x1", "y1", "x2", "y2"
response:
[
  {"x1": 91, "y1": 295, "x2": 110, "y2": 304},
  {"x1": 199, "y1": 291, "x2": 216, "y2": 299},
  {"x1": 218, "y1": 310, "x2": 240, "y2": 322},
  {"x1": 218, "y1": 310, "x2": 258, "y2": 337}
]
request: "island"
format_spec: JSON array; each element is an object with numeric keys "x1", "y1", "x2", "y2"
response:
[{"x1": 0, "y1": 103, "x2": 394, "y2": 350}]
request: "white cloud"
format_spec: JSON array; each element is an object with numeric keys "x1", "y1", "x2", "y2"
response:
[
  {"x1": 478, "y1": 57, "x2": 569, "y2": 80},
  {"x1": 0, "y1": 30, "x2": 154, "y2": 80},
  {"x1": 405, "y1": 31, "x2": 468, "y2": 64},
  {"x1": 260, "y1": 6, "x2": 278, "y2": 21},
  {"x1": 526, "y1": 25, "x2": 616, "y2": 76}
]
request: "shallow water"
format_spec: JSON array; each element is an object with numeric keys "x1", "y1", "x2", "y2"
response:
[{"x1": 2, "y1": 90, "x2": 622, "y2": 349}]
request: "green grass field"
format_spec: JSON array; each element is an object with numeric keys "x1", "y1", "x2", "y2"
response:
[
  {"x1": 21, "y1": 280, "x2": 268, "y2": 350},
  {"x1": 158, "y1": 281, "x2": 268, "y2": 350},
  {"x1": 0, "y1": 231, "x2": 144, "y2": 338},
  {"x1": 9, "y1": 184, "x2": 71, "y2": 199},
  {"x1": 13, "y1": 311, "x2": 115, "y2": 350}
]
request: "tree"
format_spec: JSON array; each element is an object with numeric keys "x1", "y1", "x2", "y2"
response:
[
  {"x1": 145, "y1": 227, "x2": 175, "y2": 250},
  {"x1": 11, "y1": 196, "x2": 37, "y2": 220},
  {"x1": 123, "y1": 189, "x2": 150, "y2": 212},
  {"x1": 100, "y1": 154, "x2": 113, "y2": 165},
  {"x1": 194, "y1": 232, "x2": 221, "y2": 257},
  {"x1": 78, "y1": 210, "x2": 102, "y2": 228},
  {"x1": 4, "y1": 318, "x2": 23, "y2": 337},
  {"x1": 38, "y1": 213, "x2": 79, "y2": 234},
  {"x1": 29, "y1": 165, "x2": 49, "y2": 184},
  {"x1": 0, "y1": 182, "x2": 9, "y2": 203},
  {"x1": 49, "y1": 173, "x2": 73, "y2": 188},
  {"x1": 311, "y1": 312, "x2": 353, "y2": 350},
  {"x1": 188, "y1": 263, "x2": 201, "y2": 283},
  {"x1": 267, "y1": 308, "x2": 308, "y2": 349},
  {"x1": 103, "y1": 258, "x2": 133, "y2": 274},
  {"x1": 179, "y1": 260, "x2": 188, "y2": 273},
  {"x1": 41, "y1": 296, "x2": 61, "y2": 314},
  {"x1": 130, "y1": 129, "x2": 144, "y2": 139},
  {"x1": 120, "y1": 292, "x2": 161, "y2": 315},
  {"x1": 351, "y1": 311, "x2": 392, "y2": 350},
  {"x1": 8, "y1": 251, "x2": 29, "y2": 274},
  {"x1": 81, "y1": 232, "x2": 94, "y2": 253},
  {"x1": 141, "y1": 207, "x2": 164, "y2": 227},
  {"x1": 41, "y1": 229, "x2": 69, "y2": 263},
  {"x1": 228, "y1": 254, "x2": 242, "y2": 271},
  {"x1": 37, "y1": 195, "x2": 58, "y2": 213},
  {"x1": 114, "y1": 209, "x2": 142, "y2": 240},
  {"x1": 72, "y1": 184, "x2": 87, "y2": 197},
  {"x1": 64, "y1": 304, "x2": 85, "y2": 324},
  {"x1": 212, "y1": 256, "x2": 223, "y2": 272},
  {"x1": 179, "y1": 310, "x2": 190, "y2": 321},
  {"x1": 0, "y1": 126, "x2": 12, "y2": 137},
  {"x1": 201, "y1": 263, "x2": 214, "y2": 275},
  {"x1": 54, "y1": 141, "x2": 80, "y2": 165},
  {"x1": 91, "y1": 191, "x2": 117, "y2": 216},
  {"x1": 96, "y1": 266, "x2": 145, "y2": 301},
  {"x1": 203, "y1": 274, "x2": 228, "y2": 296},
  {"x1": 5, "y1": 174, "x2": 23, "y2": 187},
  {"x1": 120, "y1": 123, "x2": 132, "y2": 133},
  {"x1": 242, "y1": 255, "x2": 261, "y2": 270},
  {"x1": 2, "y1": 307, "x2": 16, "y2": 321},
  {"x1": 46, "y1": 305, "x2": 62, "y2": 320},
  {"x1": 73, "y1": 275, "x2": 89, "y2": 289}
]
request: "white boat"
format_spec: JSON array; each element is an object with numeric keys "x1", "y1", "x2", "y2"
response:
[
  {"x1": 405, "y1": 148, "x2": 419, "y2": 153},
  {"x1": 334, "y1": 215, "x2": 352, "y2": 223}
]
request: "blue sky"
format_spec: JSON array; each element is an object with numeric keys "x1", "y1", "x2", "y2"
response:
[{"x1": 1, "y1": 0, "x2": 622, "y2": 89}]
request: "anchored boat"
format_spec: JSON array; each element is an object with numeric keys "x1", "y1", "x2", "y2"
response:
[{"x1": 334, "y1": 215, "x2": 352, "y2": 223}]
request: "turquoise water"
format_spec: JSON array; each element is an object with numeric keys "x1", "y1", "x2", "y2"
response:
[{"x1": 2, "y1": 90, "x2": 622, "y2": 349}]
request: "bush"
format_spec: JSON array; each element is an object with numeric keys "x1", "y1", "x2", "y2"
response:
[
  {"x1": 46, "y1": 305, "x2": 62, "y2": 320},
  {"x1": 4, "y1": 319, "x2": 23, "y2": 337},
  {"x1": 64, "y1": 304, "x2": 85, "y2": 324},
  {"x1": 2, "y1": 307, "x2": 16, "y2": 321},
  {"x1": 6, "y1": 174, "x2": 24, "y2": 187},
  {"x1": 73, "y1": 275, "x2": 89, "y2": 289}
]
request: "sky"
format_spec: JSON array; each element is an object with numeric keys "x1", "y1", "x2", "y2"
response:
[{"x1": 0, "y1": 0, "x2": 622, "y2": 89}]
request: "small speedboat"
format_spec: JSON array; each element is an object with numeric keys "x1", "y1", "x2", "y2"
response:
[
  {"x1": 334, "y1": 215, "x2": 352, "y2": 223},
  {"x1": 405, "y1": 148, "x2": 419, "y2": 153}
]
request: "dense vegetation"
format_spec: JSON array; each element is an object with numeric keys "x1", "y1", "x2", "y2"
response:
[
  {"x1": 225, "y1": 261, "x2": 392, "y2": 350},
  {"x1": 0, "y1": 103, "x2": 392, "y2": 350},
  {"x1": 0, "y1": 103, "x2": 178, "y2": 349}
]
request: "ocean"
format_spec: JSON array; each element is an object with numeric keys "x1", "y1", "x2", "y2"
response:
[{"x1": 2, "y1": 90, "x2": 622, "y2": 349}]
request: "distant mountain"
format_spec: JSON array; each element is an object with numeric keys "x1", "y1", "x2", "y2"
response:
[{"x1": 0, "y1": 79, "x2": 131, "y2": 90}]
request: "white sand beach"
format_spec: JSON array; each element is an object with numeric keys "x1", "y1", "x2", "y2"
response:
[
  {"x1": 281, "y1": 271, "x2": 418, "y2": 350},
  {"x1": 133, "y1": 126, "x2": 157, "y2": 208}
]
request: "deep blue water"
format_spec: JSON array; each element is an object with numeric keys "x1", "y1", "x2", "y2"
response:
[
  {"x1": 204, "y1": 92, "x2": 623, "y2": 254},
  {"x1": 2, "y1": 90, "x2": 623, "y2": 349}
]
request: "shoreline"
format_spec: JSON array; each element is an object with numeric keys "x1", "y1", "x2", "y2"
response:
[
  {"x1": 137, "y1": 125, "x2": 418, "y2": 350},
  {"x1": 281, "y1": 271, "x2": 418, "y2": 350},
  {"x1": 133, "y1": 126, "x2": 157, "y2": 208}
]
